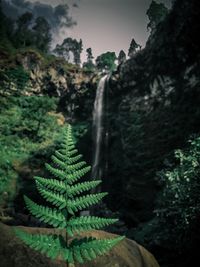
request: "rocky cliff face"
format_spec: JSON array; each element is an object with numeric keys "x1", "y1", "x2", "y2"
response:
[
  {"x1": 0, "y1": 49, "x2": 98, "y2": 123},
  {"x1": 8, "y1": 50, "x2": 95, "y2": 96},
  {"x1": 104, "y1": 0, "x2": 200, "y2": 227}
]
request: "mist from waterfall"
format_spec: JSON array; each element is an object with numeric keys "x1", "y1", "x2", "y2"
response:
[{"x1": 92, "y1": 75, "x2": 109, "y2": 182}]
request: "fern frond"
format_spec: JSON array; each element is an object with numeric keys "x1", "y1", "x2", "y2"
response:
[
  {"x1": 69, "y1": 236, "x2": 125, "y2": 263},
  {"x1": 54, "y1": 150, "x2": 68, "y2": 162},
  {"x1": 15, "y1": 229, "x2": 65, "y2": 260},
  {"x1": 15, "y1": 124, "x2": 124, "y2": 265},
  {"x1": 65, "y1": 137, "x2": 74, "y2": 147},
  {"x1": 45, "y1": 163, "x2": 66, "y2": 180},
  {"x1": 67, "y1": 193, "x2": 108, "y2": 214},
  {"x1": 51, "y1": 155, "x2": 66, "y2": 170},
  {"x1": 67, "y1": 161, "x2": 87, "y2": 172},
  {"x1": 67, "y1": 216, "x2": 118, "y2": 236},
  {"x1": 55, "y1": 150, "x2": 82, "y2": 164},
  {"x1": 34, "y1": 176, "x2": 66, "y2": 193},
  {"x1": 68, "y1": 149, "x2": 78, "y2": 157},
  {"x1": 68, "y1": 154, "x2": 83, "y2": 164},
  {"x1": 69, "y1": 180, "x2": 102, "y2": 196},
  {"x1": 24, "y1": 196, "x2": 66, "y2": 228},
  {"x1": 60, "y1": 148, "x2": 78, "y2": 157},
  {"x1": 67, "y1": 166, "x2": 91, "y2": 184},
  {"x1": 59, "y1": 145, "x2": 76, "y2": 157},
  {"x1": 51, "y1": 157, "x2": 87, "y2": 174},
  {"x1": 36, "y1": 182, "x2": 66, "y2": 209}
]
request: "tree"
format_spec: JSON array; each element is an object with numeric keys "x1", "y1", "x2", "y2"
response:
[
  {"x1": 54, "y1": 38, "x2": 83, "y2": 65},
  {"x1": 15, "y1": 124, "x2": 124, "y2": 265},
  {"x1": 58, "y1": 37, "x2": 74, "y2": 61},
  {"x1": 19, "y1": 96, "x2": 57, "y2": 139},
  {"x1": 128, "y1": 38, "x2": 141, "y2": 57},
  {"x1": 0, "y1": 0, "x2": 14, "y2": 42},
  {"x1": 0, "y1": 0, "x2": 6, "y2": 37},
  {"x1": 96, "y1": 52, "x2": 116, "y2": 71},
  {"x1": 17, "y1": 12, "x2": 33, "y2": 31},
  {"x1": 118, "y1": 50, "x2": 126, "y2": 65},
  {"x1": 33, "y1": 17, "x2": 52, "y2": 53},
  {"x1": 86, "y1": 48, "x2": 94, "y2": 63},
  {"x1": 146, "y1": 0, "x2": 168, "y2": 33},
  {"x1": 73, "y1": 39, "x2": 83, "y2": 65},
  {"x1": 83, "y1": 48, "x2": 95, "y2": 71},
  {"x1": 15, "y1": 12, "x2": 34, "y2": 47},
  {"x1": 53, "y1": 43, "x2": 65, "y2": 58}
]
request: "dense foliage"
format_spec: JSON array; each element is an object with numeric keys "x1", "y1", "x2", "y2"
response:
[
  {"x1": 132, "y1": 136, "x2": 200, "y2": 267},
  {"x1": 0, "y1": 8, "x2": 51, "y2": 53},
  {"x1": 0, "y1": 67, "x2": 30, "y2": 95},
  {"x1": 146, "y1": 0, "x2": 169, "y2": 32},
  {"x1": 155, "y1": 136, "x2": 200, "y2": 250},
  {"x1": 54, "y1": 37, "x2": 83, "y2": 65},
  {"x1": 0, "y1": 96, "x2": 62, "y2": 208},
  {"x1": 96, "y1": 52, "x2": 116, "y2": 72}
]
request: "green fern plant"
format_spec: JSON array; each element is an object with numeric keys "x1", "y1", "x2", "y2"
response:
[{"x1": 15, "y1": 124, "x2": 124, "y2": 266}]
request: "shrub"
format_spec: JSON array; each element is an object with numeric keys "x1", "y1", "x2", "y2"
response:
[{"x1": 155, "y1": 136, "x2": 200, "y2": 251}]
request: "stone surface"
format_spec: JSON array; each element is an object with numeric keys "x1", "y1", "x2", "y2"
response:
[{"x1": 0, "y1": 222, "x2": 159, "y2": 267}]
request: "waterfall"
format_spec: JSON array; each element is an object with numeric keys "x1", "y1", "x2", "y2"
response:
[{"x1": 92, "y1": 75, "x2": 109, "y2": 182}]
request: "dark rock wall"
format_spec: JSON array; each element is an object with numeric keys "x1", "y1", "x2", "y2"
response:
[{"x1": 103, "y1": 0, "x2": 200, "y2": 226}]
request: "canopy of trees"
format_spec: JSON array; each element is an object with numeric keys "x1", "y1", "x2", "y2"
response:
[
  {"x1": 54, "y1": 37, "x2": 83, "y2": 65},
  {"x1": 0, "y1": 4, "x2": 52, "y2": 53},
  {"x1": 96, "y1": 52, "x2": 116, "y2": 71},
  {"x1": 146, "y1": 0, "x2": 169, "y2": 32}
]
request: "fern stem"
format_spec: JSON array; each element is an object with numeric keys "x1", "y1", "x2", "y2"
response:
[{"x1": 66, "y1": 230, "x2": 68, "y2": 267}]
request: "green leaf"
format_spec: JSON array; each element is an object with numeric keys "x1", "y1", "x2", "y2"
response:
[
  {"x1": 55, "y1": 150, "x2": 82, "y2": 164},
  {"x1": 69, "y1": 236, "x2": 125, "y2": 262},
  {"x1": 24, "y1": 196, "x2": 66, "y2": 228},
  {"x1": 67, "y1": 166, "x2": 91, "y2": 184},
  {"x1": 67, "y1": 216, "x2": 118, "y2": 236},
  {"x1": 36, "y1": 182, "x2": 66, "y2": 209},
  {"x1": 45, "y1": 163, "x2": 66, "y2": 180},
  {"x1": 34, "y1": 176, "x2": 66, "y2": 193},
  {"x1": 67, "y1": 161, "x2": 87, "y2": 172},
  {"x1": 51, "y1": 155, "x2": 67, "y2": 170},
  {"x1": 69, "y1": 180, "x2": 102, "y2": 196},
  {"x1": 15, "y1": 229, "x2": 64, "y2": 260},
  {"x1": 67, "y1": 193, "x2": 108, "y2": 214}
]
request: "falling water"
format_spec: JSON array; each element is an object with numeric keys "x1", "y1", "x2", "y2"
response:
[{"x1": 92, "y1": 75, "x2": 109, "y2": 182}]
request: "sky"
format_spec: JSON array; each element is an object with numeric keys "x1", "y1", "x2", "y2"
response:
[
  {"x1": 68, "y1": 0, "x2": 172, "y2": 61},
  {"x1": 4, "y1": 0, "x2": 172, "y2": 61}
]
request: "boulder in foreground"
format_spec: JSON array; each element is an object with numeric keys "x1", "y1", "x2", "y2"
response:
[{"x1": 0, "y1": 223, "x2": 159, "y2": 267}]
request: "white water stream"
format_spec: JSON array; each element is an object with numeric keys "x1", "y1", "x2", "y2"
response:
[{"x1": 91, "y1": 75, "x2": 109, "y2": 182}]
